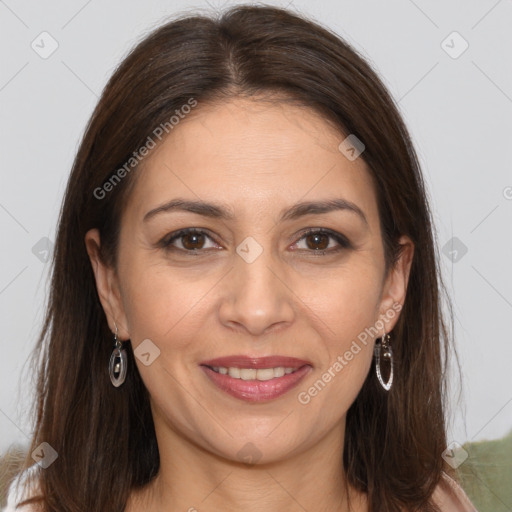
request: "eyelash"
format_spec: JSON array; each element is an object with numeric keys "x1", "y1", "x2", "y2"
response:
[{"x1": 159, "y1": 227, "x2": 351, "y2": 256}]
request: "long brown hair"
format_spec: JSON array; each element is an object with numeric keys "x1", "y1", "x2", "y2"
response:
[{"x1": 17, "y1": 4, "x2": 457, "y2": 511}]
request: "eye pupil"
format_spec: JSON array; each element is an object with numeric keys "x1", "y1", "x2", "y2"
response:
[
  {"x1": 306, "y1": 233, "x2": 329, "y2": 251},
  {"x1": 182, "y1": 232, "x2": 204, "y2": 250}
]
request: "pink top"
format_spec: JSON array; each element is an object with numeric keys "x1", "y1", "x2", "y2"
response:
[
  {"x1": 3, "y1": 465, "x2": 478, "y2": 511},
  {"x1": 431, "y1": 471, "x2": 478, "y2": 511}
]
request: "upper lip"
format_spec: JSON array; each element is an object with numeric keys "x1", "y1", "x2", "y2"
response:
[{"x1": 200, "y1": 355, "x2": 312, "y2": 369}]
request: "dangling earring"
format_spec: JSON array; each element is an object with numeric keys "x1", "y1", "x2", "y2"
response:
[
  {"x1": 109, "y1": 322, "x2": 127, "y2": 387},
  {"x1": 374, "y1": 332, "x2": 394, "y2": 391}
]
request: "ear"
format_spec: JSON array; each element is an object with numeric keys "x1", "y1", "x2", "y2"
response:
[
  {"x1": 377, "y1": 235, "x2": 414, "y2": 334},
  {"x1": 84, "y1": 228, "x2": 130, "y2": 340}
]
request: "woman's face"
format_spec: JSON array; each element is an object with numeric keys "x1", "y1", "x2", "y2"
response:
[{"x1": 86, "y1": 97, "x2": 413, "y2": 465}]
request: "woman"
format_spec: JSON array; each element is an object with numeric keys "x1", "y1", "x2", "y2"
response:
[{"x1": 4, "y1": 4, "x2": 477, "y2": 511}]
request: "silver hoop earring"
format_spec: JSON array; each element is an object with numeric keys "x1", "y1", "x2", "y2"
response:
[
  {"x1": 374, "y1": 332, "x2": 393, "y2": 391},
  {"x1": 109, "y1": 323, "x2": 127, "y2": 387}
]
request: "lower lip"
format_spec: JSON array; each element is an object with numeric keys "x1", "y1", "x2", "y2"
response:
[{"x1": 200, "y1": 365, "x2": 312, "y2": 402}]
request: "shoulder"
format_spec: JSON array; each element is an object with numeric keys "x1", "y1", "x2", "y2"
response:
[
  {"x1": 431, "y1": 471, "x2": 478, "y2": 512},
  {"x1": 3, "y1": 463, "x2": 42, "y2": 512}
]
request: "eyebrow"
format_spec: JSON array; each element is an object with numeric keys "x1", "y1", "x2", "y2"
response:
[{"x1": 143, "y1": 197, "x2": 368, "y2": 226}]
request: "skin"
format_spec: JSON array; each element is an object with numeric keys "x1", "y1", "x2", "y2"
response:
[{"x1": 85, "y1": 96, "x2": 414, "y2": 512}]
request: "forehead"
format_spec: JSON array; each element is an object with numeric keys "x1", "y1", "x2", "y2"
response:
[{"x1": 126, "y1": 97, "x2": 379, "y2": 227}]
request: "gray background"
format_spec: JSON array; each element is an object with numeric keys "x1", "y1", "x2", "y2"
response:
[{"x1": 1, "y1": 0, "x2": 511, "y2": 457}]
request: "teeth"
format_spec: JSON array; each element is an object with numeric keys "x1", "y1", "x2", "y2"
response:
[
  {"x1": 211, "y1": 366, "x2": 299, "y2": 380},
  {"x1": 228, "y1": 367, "x2": 241, "y2": 378}
]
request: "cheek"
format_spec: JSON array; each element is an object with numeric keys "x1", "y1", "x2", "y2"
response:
[
  {"x1": 118, "y1": 255, "x2": 218, "y2": 346},
  {"x1": 295, "y1": 270, "x2": 381, "y2": 415},
  {"x1": 305, "y1": 265, "x2": 382, "y2": 391},
  {"x1": 310, "y1": 263, "x2": 383, "y2": 342}
]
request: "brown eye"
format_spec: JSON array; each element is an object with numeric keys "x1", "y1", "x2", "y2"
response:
[
  {"x1": 160, "y1": 227, "x2": 350, "y2": 256},
  {"x1": 304, "y1": 232, "x2": 330, "y2": 251},
  {"x1": 181, "y1": 232, "x2": 206, "y2": 250},
  {"x1": 293, "y1": 229, "x2": 351, "y2": 255},
  {"x1": 161, "y1": 229, "x2": 218, "y2": 253}
]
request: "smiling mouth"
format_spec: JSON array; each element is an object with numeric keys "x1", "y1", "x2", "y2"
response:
[
  {"x1": 200, "y1": 363, "x2": 312, "y2": 402},
  {"x1": 205, "y1": 365, "x2": 304, "y2": 381}
]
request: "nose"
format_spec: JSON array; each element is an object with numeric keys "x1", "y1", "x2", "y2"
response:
[{"x1": 218, "y1": 244, "x2": 295, "y2": 337}]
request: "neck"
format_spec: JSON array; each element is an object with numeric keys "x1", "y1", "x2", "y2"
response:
[{"x1": 126, "y1": 411, "x2": 368, "y2": 512}]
